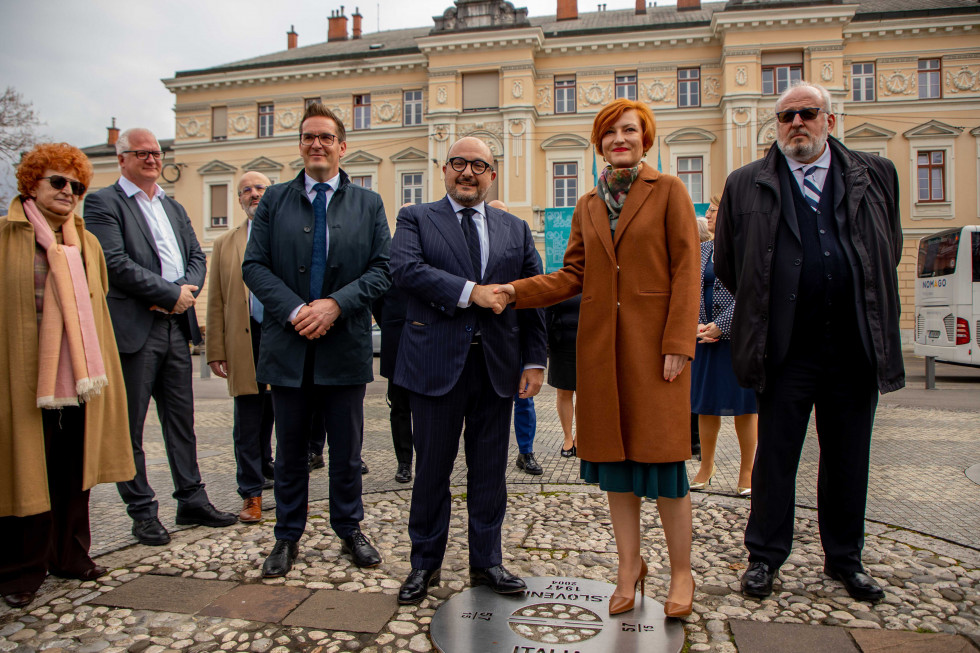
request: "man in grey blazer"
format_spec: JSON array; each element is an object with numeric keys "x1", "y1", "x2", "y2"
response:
[{"x1": 85, "y1": 128, "x2": 237, "y2": 547}]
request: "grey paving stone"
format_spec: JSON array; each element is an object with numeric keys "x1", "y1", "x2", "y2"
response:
[
  {"x1": 850, "y1": 629, "x2": 978, "y2": 653},
  {"x1": 198, "y1": 584, "x2": 310, "y2": 622},
  {"x1": 729, "y1": 620, "x2": 860, "y2": 653},
  {"x1": 88, "y1": 575, "x2": 236, "y2": 613},
  {"x1": 964, "y1": 633, "x2": 980, "y2": 651},
  {"x1": 282, "y1": 589, "x2": 398, "y2": 633}
]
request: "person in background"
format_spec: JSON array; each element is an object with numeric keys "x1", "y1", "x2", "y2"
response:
[
  {"x1": 689, "y1": 194, "x2": 757, "y2": 496},
  {"x1": 546, "y1": 295, "x2": 581, "y2": 457},
  {"x1": 0, "y1": 143, "x2": 135, "y2": 608},
  {"x1": 373, "y1": 282, "x2": 413, "y2": 483},
  {"x1": 206, "y1": 171, "x2": 277, "y2": 523}
]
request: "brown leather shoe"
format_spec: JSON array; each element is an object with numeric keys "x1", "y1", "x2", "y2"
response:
[{"x1": 239, "y1": 496, "x2": 262, "y2": 523}]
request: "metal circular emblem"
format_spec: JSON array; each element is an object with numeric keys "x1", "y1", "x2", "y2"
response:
[
  {"x1": 160, "y1": 163, "x2": 181, "y2": 183},
  {"x1": 430, "y1": 577, "x2": 685, "y2": 653}
]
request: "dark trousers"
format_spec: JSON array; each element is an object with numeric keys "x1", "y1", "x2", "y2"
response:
[
  {"x1": 0, "y1": 407, "x2": 94, "y2": 595},
  {"x1": 233, "y1": 318, "x2": 275, "y2": 499},
  {"x1": 513, "y1": 395, "x2": 536, "y2": 454},
  {"x1": 116, "y1": 315, "x2": 207, "y2": 520},
  {"x1": 745, "y1": 351, "x2": 878, "y2": 573},
  {"x1": 271, "y1": 352, "x2": 366, "y2": 542},
  {"x1": 408, "y1": 345, "x2": 512, "y2": 570},
  {"x1": 387, "y1": 380, "x2": 413, "y2": 465}
]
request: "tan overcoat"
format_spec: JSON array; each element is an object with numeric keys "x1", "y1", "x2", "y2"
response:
[
  {"x1": 512, "y1": 163, "x2": 700, "y2": 463},
  {"x1": 0, "y1": 198, "x2": 135, "y2": 517},
  {"x1": 206, "y1": 220, "x2": 260, "y2": 396}
]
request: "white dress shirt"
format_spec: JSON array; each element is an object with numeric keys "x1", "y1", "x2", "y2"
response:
[
  {"x1": 288, "y1": 171, "x2": 343, "y2": 321},
  {"x1": 447, "y1": 197, "x2": 489, "y2": 308},
  {"x1": 786, "y1": 143, "x2": 832, "y2": 196},
  {"x1": 118, "y1": 176, "x2": 185, "y2": 282}
]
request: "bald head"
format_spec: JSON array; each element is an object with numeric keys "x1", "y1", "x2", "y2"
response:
[
  {"x1": 488, "y1": 200, "x2": 508, "y2": 212},
  {"x1": 444, "y1": 137, "x2": 496, "y2": 207},
  {"x1": 238, "y1": 171, "x2": 271, "y2": 219}
]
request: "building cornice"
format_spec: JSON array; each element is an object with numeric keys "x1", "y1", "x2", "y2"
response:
[
  {"x1": 711, "y1": 3, "x2": 855, "y2": 35},
  {"x1": 417, "y1": 27, "x2": 544, "y2": 54},
  {"x1": 843, "y1": 15, "x2": 978, "y2": 41},
  {"x1": 540, "y1": 25, "x2": 716, "y2": 55}
]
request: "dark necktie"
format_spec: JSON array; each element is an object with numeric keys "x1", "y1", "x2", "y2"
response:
[
  {"x1": 460, "y1": 207, "x2": 482, "y2": 281},
  {"x1": 802, "y1": 166, "x2": 821, "y2": 211},
  {"x1": 310, "y1": 182, "x2": 330, "y2": 299}
]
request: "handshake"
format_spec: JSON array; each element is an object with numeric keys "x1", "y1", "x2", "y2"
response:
[{"x1": 471, "y1": 284, "x2": 516, "y2": 314}]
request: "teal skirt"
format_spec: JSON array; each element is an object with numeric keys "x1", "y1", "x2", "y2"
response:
[{"x1": 580, "y1": 459, "x2": 690, "y2": 499}]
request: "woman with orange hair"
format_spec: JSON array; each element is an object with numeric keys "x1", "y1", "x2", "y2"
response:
[
  {"x1": 0, "y1": 143, "x2": 134, "y2": 608},
  {"x1": 497, "y1": 99, "x2": 700, "y2": 617}
]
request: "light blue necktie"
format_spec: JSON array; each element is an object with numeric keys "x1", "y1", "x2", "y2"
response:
[{"x1": 310, "y1": 182, "x2": 330, "y2": 299}]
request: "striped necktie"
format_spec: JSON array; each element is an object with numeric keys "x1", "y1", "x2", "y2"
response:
[
  {"x1": 460, "y1": 207, "x2": 483, "y2": 281},
  {"x1": 802, "y1": 166, "x2": 821, "y2": 212}
]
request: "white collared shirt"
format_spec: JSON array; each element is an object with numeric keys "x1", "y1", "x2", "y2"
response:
[
  {"x1": 288, "y1": 171, "x2": 343, "y2": 321},
  {"x1": 118, "y1": 175, "x2": 185, "y2": 282},
  {"x1": 447, "y1": 197, "x2": 489, "y2": 308},
  {"x1": 786, "y1": 143, "x2": 832, "y2": 196}
]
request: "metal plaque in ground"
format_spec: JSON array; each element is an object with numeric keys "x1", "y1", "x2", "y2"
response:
[{"x1": 429, "y1": 577, "x2": 684, "y2": 653}]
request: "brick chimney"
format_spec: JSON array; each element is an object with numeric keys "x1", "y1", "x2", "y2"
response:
[
  {"x1": 557, "y1": 0, "x2": 578, "y2": 21},
  {"x1": 677, "y1": 0, "x2": 701, "y2": 10},
  {"x1": 287, "y1": 25, "x2": 298, "y2": 49},
  {"x1": 107, "y1": 117, "x2": 119, "y2": 146},
  {"x1": 635, "y1": 0, "x2": 646, "y2": 14},
  {"x1": 328, "y1": 7, "x2": 349, "y2": 42},
  {"x1": 352, "y1": 8, "x2": 362, "y2": 39}
]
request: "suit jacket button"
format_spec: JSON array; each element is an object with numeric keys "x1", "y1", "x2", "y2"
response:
[
  {"x1": 304, "y1": 225, "x2": 312, "y2": 233},
  {"x1": 789, "y1": 293, "x2": 796, "y2": 301},
  {"x1": 299, "y1": 265, "x2": 307, "y2": 273},
  {"x1": 465, "y1": 325, "x2": 473, "y2": 332}
]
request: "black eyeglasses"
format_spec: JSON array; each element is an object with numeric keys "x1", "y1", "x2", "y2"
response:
[
  {"x1": 300, "y1": 132, "x2": 338, "y2": 146},
  {"x1": 775, "y1": 107, "x2": 823, "y2": 124},
  {"x1": 121, "y1": 149, "x2": 164, "y2": 160},
  {"x1": 447, "y1": 157, "x2": 493, "y2": 175},
  {"x1": 238, "y1": 185, "x2": 268, "y2": 197},
  {"x1": 40, "y1": 175, "x2": 86, "y2": 196}
]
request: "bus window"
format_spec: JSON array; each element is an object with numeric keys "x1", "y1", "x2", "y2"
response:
[
  {"x1": 973, "y1": 232, "x2": 980, "y2": 282},
  {"x1": 917, "y1": 230, "x2": 959, "y2": 278}
]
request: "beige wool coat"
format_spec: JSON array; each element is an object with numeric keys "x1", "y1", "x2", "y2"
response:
[
  {"x1": 511, "y1": 163, "x2": 700, "y2": 463},
  {"x1": 0, "y1": 198, "x2": 135, "y2": 517},
  {"x1": 206, "y1": 220, "x2": 261, "y2": 396}
]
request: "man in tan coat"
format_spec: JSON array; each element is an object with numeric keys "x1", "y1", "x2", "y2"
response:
[{"x1": 206, "y1": 171, "x2": 275, "y2": 522}]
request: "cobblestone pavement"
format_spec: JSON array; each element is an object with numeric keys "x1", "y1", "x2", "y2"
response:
[{"x1": 1, "y1": 353, "x2": 978, "y2": 652}]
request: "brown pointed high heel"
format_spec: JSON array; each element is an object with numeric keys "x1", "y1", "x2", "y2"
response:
[
  {"x1": 609, "y1": 559, "x2": 648, "y2": 615},
  {"x1": 663, "y1": 573, "x2": 695, "y2": 618}
]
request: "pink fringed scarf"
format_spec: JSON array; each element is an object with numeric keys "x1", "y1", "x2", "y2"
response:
[{"x1": 23, "y1": 198, "x2": 107, "y2": 407}]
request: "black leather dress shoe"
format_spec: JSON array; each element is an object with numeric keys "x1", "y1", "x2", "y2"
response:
[
  {"x1": 741, "y1": 561, "x2": 776, "y2": 598},
  {"x1": 395, "y1": 462, "x2": 412, "y2": 483},
  {"x1": 825, "y1": 566, "x2": 884, "y2": 602},
  {"x1": 263, "y1": 539, "x2": 298, "y2": 577},
  {"x1": 176, "y1": 502, "x2": 238, "y2": 528},
  {"x1": 398, "y1": 568, "x2": 442, "y2": 605},
  {"x1": 132, "y1": 517, "x2": 171, "y2": 546},
  {"x1": 341, "y1": 531, "x2": 382, "y2": 568},
  {"x1": 308, "y1": 453, "x2": 325, "y2": 472},
  {"x1": 470, "y1": 565, "x2": 526, "y2": 594},
  {"x1": 262, "y1": 461, "x2": 275, "y2": 481},
  {"x1": 262, "y1": 478, "x2": 274, "y2": 490},
  {"x1": 516, "y1": 453, "x2": 543, "y2": 475},
  {"x1": 3, "y1": 592, "x2": 35, "y2": 608},
  {"x1": 360, "y1": 460, "x2": 369, "y2": 475}
]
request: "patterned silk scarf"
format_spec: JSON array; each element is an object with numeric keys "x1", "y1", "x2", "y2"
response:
[{"x1": 596, "y1": 164, "x2": 640, "y2": 236}]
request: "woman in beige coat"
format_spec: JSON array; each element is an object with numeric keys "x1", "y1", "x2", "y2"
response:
[
  {"x1": 498, "y1": 99, "x2": 700, "y2": 617},
  {"x1": 0, "y1": 143, "x2": 134, "y2": 608}
]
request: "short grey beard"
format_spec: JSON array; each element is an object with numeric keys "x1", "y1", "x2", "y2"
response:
[
  {"x1": 447, "y1": 184, "x2": 488, "y2": 207},
  {"x1": 777, "y1": 129, "x2": 828, "y2": 162}
]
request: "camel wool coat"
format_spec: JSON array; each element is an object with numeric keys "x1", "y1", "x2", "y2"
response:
[
  {"x1": 0, "y1": 198, "x2": 135, "y2": 517},
  {"x1": 512, "y1": 163, "x2": 700, "y2": 463},
  {"x1": 206, "y1": 220, "x2": 260, "y2": 396}
]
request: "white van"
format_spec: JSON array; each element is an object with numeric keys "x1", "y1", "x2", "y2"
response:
[{"x1": 913, "y1": 225, "x2": 980, "y2": 367}]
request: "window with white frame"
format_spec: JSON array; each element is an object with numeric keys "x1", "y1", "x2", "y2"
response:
[
  {"x1": 210, "y1": 184, "x2": 228, "y2": 228},
  {"x1": 403, "y1": 90, "x2": 423, "y2": 126},
  {"x1": 555, "y1": 77, "x2": 576, "y2": 114},
  {"x1": 258, "y1": 103, "x2": 274, "y2": 138},
  {"x1": 615, "y1": 73, "x2": 637, "y2": 101},
  {"x1": 678, "y1": 68, "x2": 700, "y2": 107},
  {"x1": 917, "y1": 151, "x2": 945, "y2": 202},
  {"x1": 918, "y1": 60, "x2": 941, "y2": 99},
  {"x1": 351, "y1": 175, "x2": 372, "y2": 191},
  {"x1": 401, "y1": 173, "x2": 423, "y2": 205},
  {"x1": 553, "y1": 162, "x2": 578, "y2": 208},
  {"x1": 354, "y1": 94, "x2": 371, "y2": 130},
  {"x1": 677, "y1": 157, "x2": 703, "y2": 204},
  {"x1": 851, "y1": 63, "x2": 875, "y2": 102}
]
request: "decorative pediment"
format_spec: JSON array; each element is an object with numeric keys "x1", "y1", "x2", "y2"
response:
[
  {"x1": 903, "y1": 120, "x2": 963, "y2": 139},
  {"x1": 242, "y1": 156, "x2": 283, "y2": 173},
  {"x1": 344, "y1": 150, "x2": 383, "y2": 165},
  {"x1": 390, "y1": 147, "x2": 428, "y2": 162},
  {"x1": 290, "y1": 157, "x2": 305, "y2": 170},
  {"x1": 540, "y1": 134, "x2": 590, "y2": 150},
  {"x1": 664, "y1": 127, "x2": 717, "y2": 145},
  {"x1": 970, "y1": 126, "x2": 980, "y2": 137},
  {"x1": 844, "y1": 123, "x2": 896, "y2": 140},
  {"x1": 197, "y1": 160, "x2": 237, "y2": 175}
]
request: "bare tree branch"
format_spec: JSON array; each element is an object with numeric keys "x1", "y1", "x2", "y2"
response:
[{"x1": 0, "y1": 87, "x2": 41, "y2": 164}]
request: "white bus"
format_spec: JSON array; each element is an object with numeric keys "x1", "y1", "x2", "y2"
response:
[{"x1": 913, "y1": 225, "x2": 980, "y2": 367}]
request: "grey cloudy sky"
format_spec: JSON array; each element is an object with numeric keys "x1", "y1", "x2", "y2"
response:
[{"x1": 1, "y1": 0, "x2": 661, "y2": 150}]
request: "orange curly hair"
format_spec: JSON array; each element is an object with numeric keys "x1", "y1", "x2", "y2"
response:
[
  {"x1": 16, "y1": 142, "x2": 93, "y2": 198},
  {"x1": 590, "y1": 99, "x2": 656, "y2": 157}
]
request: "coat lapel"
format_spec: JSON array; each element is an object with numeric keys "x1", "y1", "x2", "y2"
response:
[
  {"x1": 160, "y1": 196, "x2": 189, "y2": 265},
  {"x1": 427, "y1": 197, "x2": 472, "y2": 276},
  {"x1": 612, "y1": 163, "x2": 655, "y2": 247},
  {"x1": 483, "y1": 204, "x2": 510, "y2": 281},
  {"x1": 233, "y1": 221, "x2": 250, "y2": 302},
  {"x1": 587, "y1": 191, "x2": 617, "y2": 263},
  {"x1": 114, "y1": 182, "x2": 161, "y2": 261}
]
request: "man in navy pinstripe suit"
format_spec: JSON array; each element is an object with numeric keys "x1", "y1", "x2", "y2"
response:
[{"x1": 390, "y1": 137, "x2": 547, "y2": 605}]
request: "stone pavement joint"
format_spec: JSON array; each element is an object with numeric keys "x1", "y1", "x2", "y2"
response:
[{"x1": 88, "y1": 575, "x2": 236, "y2": 614}]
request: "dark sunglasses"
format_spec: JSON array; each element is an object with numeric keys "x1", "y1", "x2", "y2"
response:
[
  {"x1": 775, "y1": 107, "x2": 822, "y2": 123},
  {"x1": 447, "y1": 157, "x2": 492, "y2": 175},
  {"x1": 41, "y1": 175, "x2": 86, "y2": 196}
]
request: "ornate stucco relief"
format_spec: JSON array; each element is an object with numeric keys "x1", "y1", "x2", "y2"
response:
[
  {"x1": 879, "y1": 70, "x2": 916, "y2": 96},
  {"x1": 946, "y1": 66, "x2": 980, "y2": 93},
  {"x1": 642, "y1": 80, "x2": 675, "y2": 103}
]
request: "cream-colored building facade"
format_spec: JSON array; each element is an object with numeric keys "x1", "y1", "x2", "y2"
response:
[{"x1": 84, "y1": 0, "x2": 980, "y2": 336}]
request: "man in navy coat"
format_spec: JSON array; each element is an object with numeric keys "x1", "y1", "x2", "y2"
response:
[
  {"x1": 242, "y1": 103, "x2": 391, "y2": 577},
  {"x1": 390, "y1": 136, "x2": 547, "y2": 604}
]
